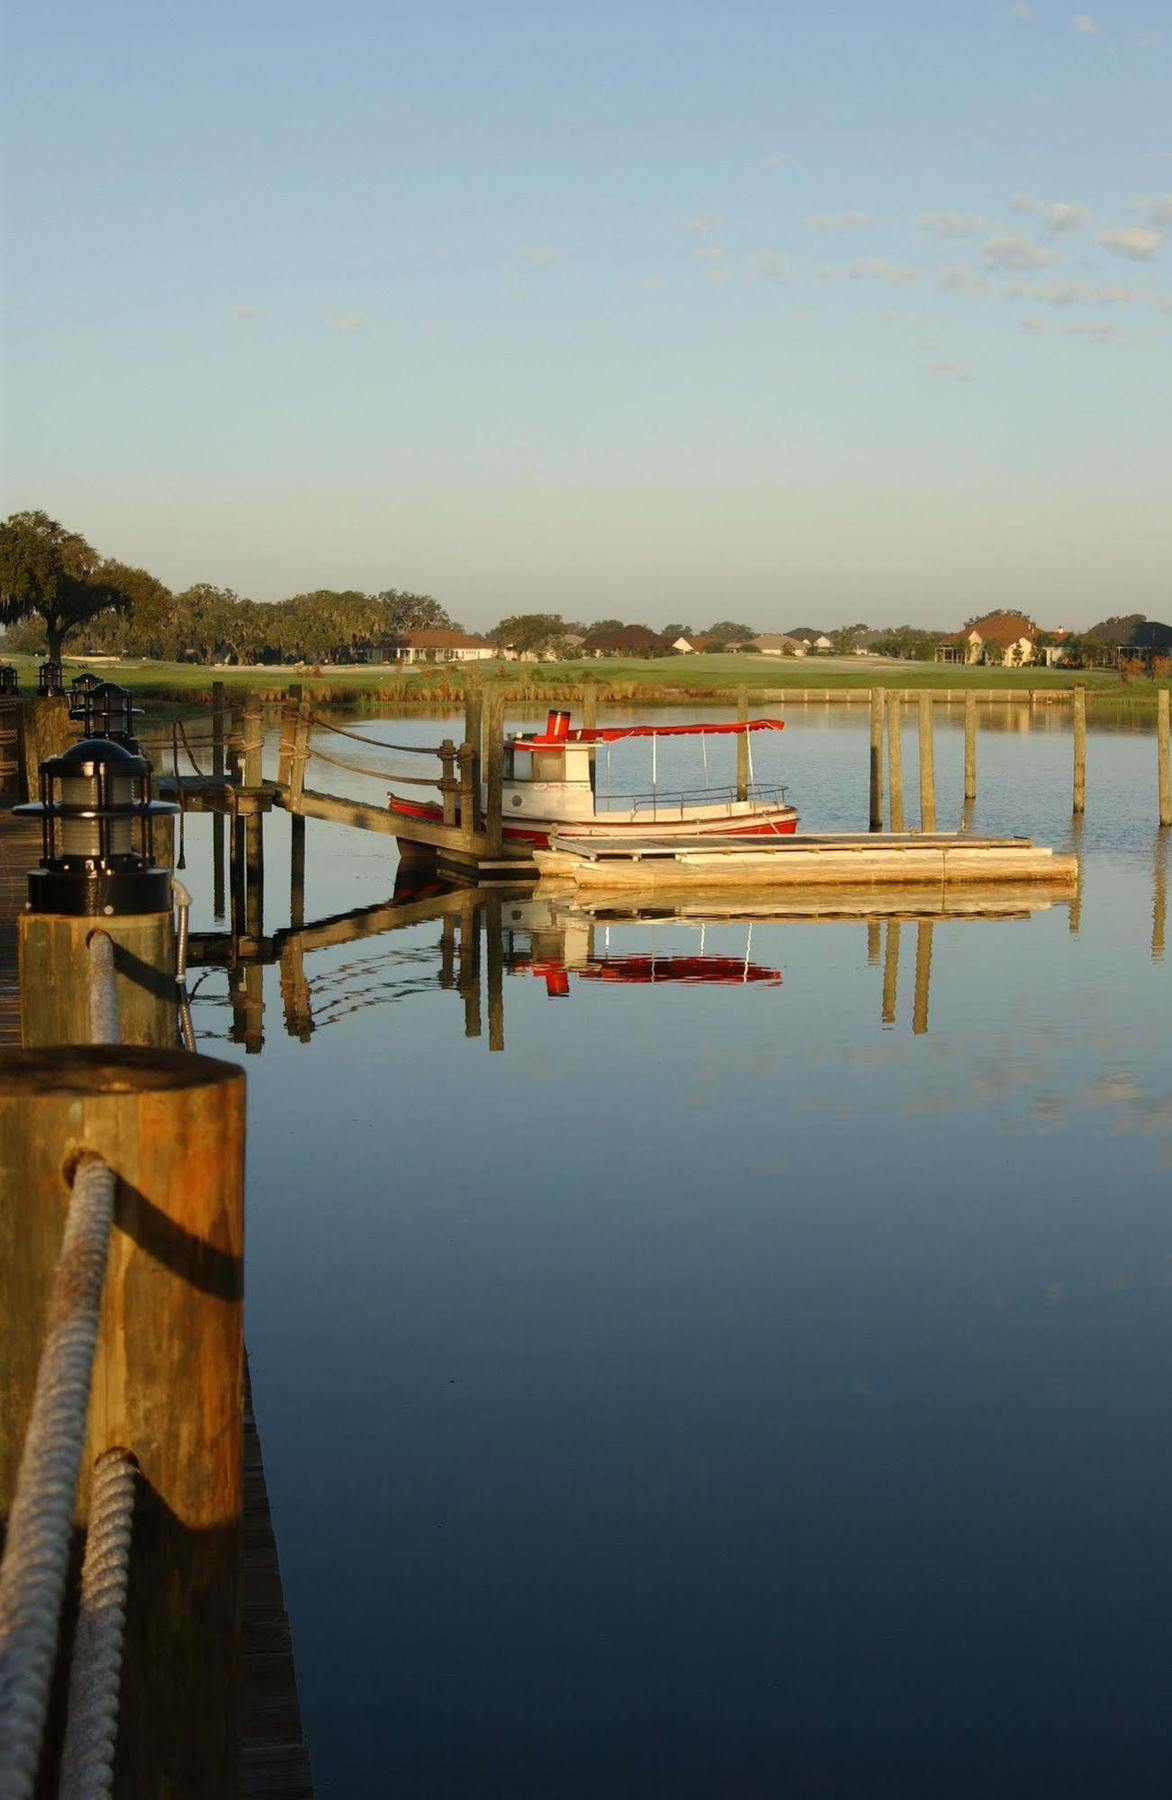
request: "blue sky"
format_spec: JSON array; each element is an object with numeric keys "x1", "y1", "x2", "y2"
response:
[{"x1": 2, "y1": 0, "x2": 1169, "y2": 630}]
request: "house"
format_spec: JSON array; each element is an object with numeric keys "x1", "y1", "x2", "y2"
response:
[
  {"x1": 583, "y1": 624, "x2": 666, "y2": 658},
  {"x1": 668, "y1": 635, "x2": 699, "y2": 654},
  {"x1": 379, "y1": 629, "x2": 498, "y2": 664},
  {"x1": 936, "y1": 614, "x2": 1038, "y2": 668},
  {"x1": 1119, "y1": 619, "x2": 1172, "y2": 668},
  {"x1": 749, "y1": 633, "x2": 807, "y2": 657}
]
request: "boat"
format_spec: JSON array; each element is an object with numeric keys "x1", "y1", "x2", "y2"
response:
[
  {"x1": 533, "y1": 832, "x2": 1080, "y2": 889},
  {"x1": 388, "y1": 708, "x2": 798, "y2": 850}
]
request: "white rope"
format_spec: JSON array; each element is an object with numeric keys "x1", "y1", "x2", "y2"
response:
[
  {"x1": 0, "y1": 1158, "x2": 116, "y2": 1800},
  {"x1": 87, "y1": 934, "x2": 121, "y2": 1046},
  {"x1": 58, "y1": 1450, "x2": 137, "y2": 1800}
]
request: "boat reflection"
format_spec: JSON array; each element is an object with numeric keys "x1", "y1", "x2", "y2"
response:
[{"x1": 185, "y1": 869, "x2": 1074, "y2": 1054}]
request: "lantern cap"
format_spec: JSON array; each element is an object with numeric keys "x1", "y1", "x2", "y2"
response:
[{"x1": 42, "y1": 736, "x2": 149, "y2": 780}]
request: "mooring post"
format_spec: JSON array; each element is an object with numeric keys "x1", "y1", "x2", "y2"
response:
[
  {"x1": 241, "y1": 700, "x2": 264, "y2": 940},
  {"x1": 1158, "y1": 687, "x2": 1171, "y2": 828},
  {"x1": 440, "y1": 738, "x2": 458, "y2": 829},
  {"x1": 277, "y1": 682, "x2": 302, "y2": 787},
  {"x1": 484, "y1": 689, "x2": 504, "y2": 857},
  {"x1": 463, "y1": 687, "x2": 484, "y2": 807},
  {"x1": 0, "y1": 1045, "x2": 246, "y2": 1796},
  {"x1": 581, "y1": 686, "x2": 598, "y2": 732},
  {"x1": 912, "y1": 920, "x2": 933, "y2": 1035},
  {"x1": 486, "y1": 892, "x2": 504, "y2": 1052},
  {"x1": 868, "y1": 688, "x2": 885, "y2": 831},
  {"x1": 228, "y1": 699, "x2": 244, "y2": 786},
  {"x1": 963, "y1": 691, "x2": 977, "y2": 805},
  {"x1": 211, "y1": 682, "x2": 226, "y2": 922},
  {"x1": 736, "y1": 688, "x2": 750, "y2": 801},
  {"x1": 457, "y1": 743, "x2": 477, "y2": 847},
  {"x1": 1073, "y1": 683, "x2": 1087, "y2": 814},
  {"x1": 918, "y1": 693, "x2": 936, "y2": 833},
  {"x1": 881, "y1": 919, "x2": 901, "y2": 1024},
  {"x1": 17, "y1": 695, "x2": 73, "y2": 801},
  {"x1": 887, "y1": 696, "x2": 905, "y2": 831},
  {"x1": 19, "y1": 913, "x2": 178, "y2": 1049}
]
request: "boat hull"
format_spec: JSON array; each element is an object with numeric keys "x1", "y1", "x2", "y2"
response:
[{"x1": 387, "y1": 795, "x2": 798, "y2": 851}]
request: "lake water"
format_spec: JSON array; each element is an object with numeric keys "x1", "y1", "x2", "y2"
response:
[{"x1": 173, "y1": 702, "x2": 1172, "y2": 1797}]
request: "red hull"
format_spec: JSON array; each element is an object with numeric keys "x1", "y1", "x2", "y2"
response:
[{"x1": 388, "y1": 795, "x2": 797, "y2": 850}]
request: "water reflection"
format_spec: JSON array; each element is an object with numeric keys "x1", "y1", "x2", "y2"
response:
[{"x1": 186, "y1": 868, "x2": 1080, "y2": 1051}]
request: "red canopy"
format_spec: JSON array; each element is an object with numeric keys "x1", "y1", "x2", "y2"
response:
[{"x1": 515, "y1": 719, "x2": 785, "y2": 748}]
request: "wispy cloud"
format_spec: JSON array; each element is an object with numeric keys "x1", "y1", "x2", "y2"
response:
[
  {"x1": 685, "y1": 212, "x2": 722, "y2": 236},
  {"x1": 1004, "y1": 278, "x2": 1143, "y2": 306},
  {"x1": 326, "y1": 314, "x2": 367, "y2": 332},
  {"x1": 747, "y1": 252, "x2": 789, "y2": 283},
  {"x1": 848, "y1": 258, "x2": 920, "y2": 287},
  {"x1": 1136, "y1": 193, "x2": 1172, "y2": 226},
  {"x1": 914, "y1": 211, "x2": 986, "y2": 239},
  {"x1": 519, "y1": 246, "x2": 559, "y2": 268},
  {"x1": 1099, "y1": 225, "x2": 1164, "y2": 259},
  {"x1": 981, "y1": 234, "x2": 1058, "y2": 270},
  {"x1": 231, "y1": 305, "x2": 262, "y2": 319},
  {"x1": 924, "y1": 361, "x2": 976, "y2": 381},
  {"x1": 1021, "y1": 316, "x2": 1125, "y2": 341},
  {"x1": 938, "y1": 264, "x2": 984, "y2": 293},
  {"x1": 1009, "y1": 194, "x2": 1089, "y2": 232},
  {"x1": 809, "y1": 210, "x2": 868, "y2": 230},
  {"x1": 1070, "y1": 12, "x2": 1100, "y2": 32}
]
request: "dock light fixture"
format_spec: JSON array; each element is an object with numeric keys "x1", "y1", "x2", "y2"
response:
[
  {"x1": 15, "y1": 737, "x2": 178, "y2": 915},
  {"x1": 37, "y1": 660, "x2": 65, "y2": 698},
  {"x1": 74, "y1": 680, "x2": 143, "y2": 751},
  {"x1": 69, "y1": 671, "x2": 102, "y2": 702},
  {"x1": 0, "y1": 666, "x2": 20, "y2": 695}
]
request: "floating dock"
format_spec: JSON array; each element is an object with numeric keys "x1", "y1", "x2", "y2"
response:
[{"x1": 534, "y1": 831, "x2": 1079, "y2": 889}]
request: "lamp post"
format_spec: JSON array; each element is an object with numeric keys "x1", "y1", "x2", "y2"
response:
[
  {"x1": 70, "y1": 678, "x2": 143, "y2": 751},
  {"x1": 15, "y1": 737, "x2": 177, "y2": 917},
  {"x1": 0, "y1": 665, "x2": 19, "y2": 695},
  {"x1": 37, "y1": 660, "x2": 65, "y2": 698}
]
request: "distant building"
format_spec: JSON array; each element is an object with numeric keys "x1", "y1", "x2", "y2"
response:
[
  {"x1": 377, "y1": 629, "x2": 498, "y2": 664},
  {"x1": 1119, "y1": 620, "x2": 1172, "y2": 668},
  {"x1": 749, "y1": 633, "x2": 807, "y2": 657},
  {"x1": 936, "y1": 613, "x2": 1038, "y2": 668}
]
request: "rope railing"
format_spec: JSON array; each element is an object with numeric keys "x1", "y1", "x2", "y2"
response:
[
  {"x1": 0, "y1": 1156, "x2": 119, "y2": 1800},
  {"x1": 307, "y1": 744, "x2": 442, "y2": 787},
  {"x1": 302, "y1": 709, "x2": 445, "y2": 755},
  {"x1": 59, "y1": 1448, "x2": 138, "y2": 1800},
  {"x1": 87, "y1": 931, "x2": 121, "y2": 1046}
]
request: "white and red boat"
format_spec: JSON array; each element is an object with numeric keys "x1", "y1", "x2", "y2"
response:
[{"x1": 388, "y1": 708, "x2": 798, "y2": 850}]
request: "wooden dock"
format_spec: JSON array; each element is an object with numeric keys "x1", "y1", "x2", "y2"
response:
[{"x1": 0, "y1": 808, "x2": 314, "y2": 1797}]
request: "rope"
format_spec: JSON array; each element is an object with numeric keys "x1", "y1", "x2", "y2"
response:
[
  {"x1": 87, "y1": 933, "x2": 121, "y2": 1046},
  {"x1": 0, "y1": 1158, "x2": 117, "y2": 1800},
  {"x1": 307, "y1": 745, "x2": 441, "y2": 788},
  {"x1": 303, "y1": 711, "x2": 444, "y2": 755},
  {"x1": 177, "y1": 720, "x2": 207, "y2": 777},
  {"x1": 58, "y1": 1450, "x2": 137, "y2": 1800}
]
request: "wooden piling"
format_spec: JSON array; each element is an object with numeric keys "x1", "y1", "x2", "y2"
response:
[
  {"x1": 483, "y1": 689, "x2": 504, "y2": 857},
  {"x1": 19, "y1": 912, "x2": 178, "y2": 1049},
  {"x1": 245, "y1": 815, "x2": 265, "y2": 939},
  {"x1": 290, "y1": 814, "x2": 306, "y2": 931},
  {"x1": 457, "y1": 743, "x2": 477, "y2": 847},
  {"x1": 868, "y1": 688, "x2": 884, "y2": 831},
  {"x1": 882, "y1": 920, "x2": 900, "y2": 1024},
  {"x1": 1158, "y1": 688, "x2": 1171, "y2": 828},
  {"x1": 277, "y1": 683, "x2": 301, "y2": 786},
  {"x1": 918, "y1": 693, "x2": 936, "y2": 833},
  {"x1": 912, "y1": 920, "x2": 933, "y2": 1035},
  {"x1": 581, "y1": 687, "x2": 598, "y2": 732},
  {"x1": 16, "y1": 696, "x2": 74, "y2": 801},
  {"x1": 963, "y1": 691, "x2": 977, "y2": 804},
  {"x1": 212, "y1": 682, "x2": 226, "y2": 922},
  {"x1": 887, "y1": 696, "x2": 905, "y2": 832},
  {"x1": 463, "y1": 688, "x2": 484, "y2": 806},
  {"x1": 440, "y1": 739, "x2": 458, "y2": 828},
  {"x1": 736, "y1": 688, "x2": 749, "y2": 801},
  {"x1": 458, "y1": 896, "x2": 481, "y2": 1037},
  {"x1": 0, "y1": 1046, "x2": 246, "y2": 1796},
  {"x1": 1073, "y1": 684, "x2": 1086, "y2": 814}
]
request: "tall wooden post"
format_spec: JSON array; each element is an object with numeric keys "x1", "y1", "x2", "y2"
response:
[
  {"x1": 242, "y1": 699, "x2": 265, "y2": 941},
  {"x1": 882, "y1": 920, "x2": 901, "y2": 1024},
  {"x1": 581, "y1": 687, "x2": 598, "y2": 731},
  {"x1": 17, "y1": 696, "x2": 74, "y2": 801},
  {"x1": 868, "y1": 688, "x2": 885, "y2": 831},
  {"x1": 483, "y1": 689, "x2": 504, "y2": 858},
  {"x1": 463, "y1": 688, "x2": 484, "y2": 809},
  {"x1": 736, "y1": 688, "x2": 750, "y2": 801},
  {"x1": 486, "y1": 893, "x2": 504, "y2": 1052},
  {"x1": 457, "y1": 743, "x2": 477, "y2": 847},
  {"x1": 918, "y1": 693, "x2": 936, "y2": 833},
  {"x1": 212, "y1": 682, "x2": 226, "y2": 922},
  {"x1": 0, "y1": 1046, "x2": 246, "y2": 1797},
  {"x1": 1073, "y1": 684, "x2": 1087, "y2": 815},
  {"x1": 19, "y1": 912, "x2": 178, "y2": 1049},
  {"x1": 1158, "y1": 688, "x2": 1171, "y2": 828},
  {"x1": 912, "y1": 920, "x2": 933, "y2": 1036},
  {"x1": 439, "y1": 739, "x2": 458, "y2": 828},
  {"x1": 887, "y1": 696, "x2": 905, "y2": 832},
  {"x1": 963, "y1": 691, "x2": 977, "y2": 804},
  {"x1": 277, "y1": 682, "x2": 302, "y2": 786}
]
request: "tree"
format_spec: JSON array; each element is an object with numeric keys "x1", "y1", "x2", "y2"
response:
[
  {"x1": 663, "y1": 622, "x2": 695, "y2": 642},
  {"x1": 490, "y1": 612, "x2": 567, "y2": 656},
  {"x1": 1085, "y1": 613, "x2": 1145, "y2": 648},
  {"x1": 0, "y1": 510, "x2": 139, "y2": 660},
  {"x1": 706, "y1": 619, "x2": 756, "y2": 644}
]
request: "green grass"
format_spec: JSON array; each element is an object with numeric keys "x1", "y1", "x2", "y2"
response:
[{"x1": 4, "y1": 649, "x2": 1165, "y2": 711}]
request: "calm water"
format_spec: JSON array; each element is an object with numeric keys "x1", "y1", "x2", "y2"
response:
[{"x1": 175, "y1": 703, "x2": 1172, "y2": 1797}]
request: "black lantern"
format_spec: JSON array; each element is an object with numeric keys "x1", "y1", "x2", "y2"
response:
[
  {"x1": 70, "y1": 671, "x2": 102, "y2": 700},
  {"x1": 0, "y1": 666, "x2": 19, "y2": 695},
  {"x1": 76, "y1": 680, "x2": 143, "y2": 750},
  {"x1": 37, "y1": 660, "x2": 65, "y2": 698},
  {"x1": 14, "y1": 738, "x2": 178, "y2": 915}
]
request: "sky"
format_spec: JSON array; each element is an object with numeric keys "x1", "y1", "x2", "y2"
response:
[{"x1": 1, "y1": 0, "x2": 1170, "y2": 633}]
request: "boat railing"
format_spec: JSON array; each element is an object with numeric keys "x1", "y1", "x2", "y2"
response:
[{"x1": 594, "y1": 782, "x2": 790, "y2": 818}]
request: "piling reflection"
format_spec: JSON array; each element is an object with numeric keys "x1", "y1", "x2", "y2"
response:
[{"x1": 184, "y1": 867, "x2": 1076, "y2": 1052}]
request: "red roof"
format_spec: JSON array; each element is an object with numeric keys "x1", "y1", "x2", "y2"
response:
[
  {"x1": 967, "y1": 613, "x2": 1037, "y2": 645},
  {"x1": 400, "y1": 628, "x2": 494, "y2": 649}
]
